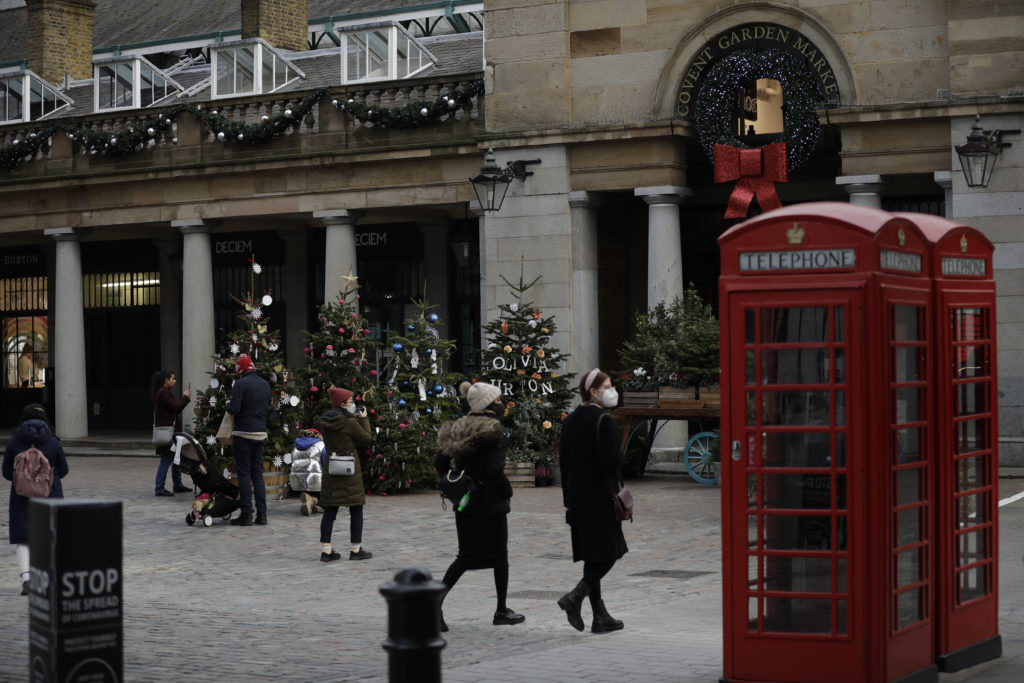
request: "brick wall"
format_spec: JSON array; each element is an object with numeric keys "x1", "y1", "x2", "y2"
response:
[
  {"x1": 241, "y1": 0, "x2": 308, "y2": 52},
  {"x1": 26, "y1": 0, "x2": 96, "y2": 84}
]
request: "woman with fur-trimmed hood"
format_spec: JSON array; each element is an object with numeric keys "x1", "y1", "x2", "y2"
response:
[{"x1": 434, "y1": 381, "x2": 525, "y2": 631}]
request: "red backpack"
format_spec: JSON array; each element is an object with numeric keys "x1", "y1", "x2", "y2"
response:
[{"x1": 13, "y1": 446, "x2": 53, "y2": 498}]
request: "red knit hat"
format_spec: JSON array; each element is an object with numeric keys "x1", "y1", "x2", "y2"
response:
[
  {"x1": 328, "y1": 386, "x2": 353, "y2": 408},
  {"x1": 236, "y1": 354, "x2": 256, "y2": 375}
]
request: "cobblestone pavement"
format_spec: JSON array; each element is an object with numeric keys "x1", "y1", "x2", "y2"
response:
[{"x1": 1, "y1": 456, "x2": 1023, "y2": 683}]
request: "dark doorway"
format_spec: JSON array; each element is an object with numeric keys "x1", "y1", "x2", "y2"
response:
[{"x1": 85, "y1": 307, "x2": 161, "y2": 430}]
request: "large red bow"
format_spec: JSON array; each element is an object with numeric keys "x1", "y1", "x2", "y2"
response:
[{"x1": 714, "y1": 143, "x2": 788, "y2": 218}]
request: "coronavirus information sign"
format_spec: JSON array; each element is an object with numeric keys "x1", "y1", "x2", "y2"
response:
[{"x1": 28, "y1": 499, "x2": 122, "y2": 682}]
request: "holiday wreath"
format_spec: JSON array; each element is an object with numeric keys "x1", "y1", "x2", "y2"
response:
[{"x1": 693, "y1": 47, "x2": 824, "y2": 172}]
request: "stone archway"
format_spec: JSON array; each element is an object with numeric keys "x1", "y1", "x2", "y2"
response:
[{"x1": 651, "y1": 3, "x2": 858, "y2": 121}]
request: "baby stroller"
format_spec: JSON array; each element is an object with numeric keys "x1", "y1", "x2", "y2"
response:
[
  {"x1": 289, "y1": 429, "x2": 324, "y2": 516},
  {"x1": 175, "y1": 433, "x2": 241, "y2": 527}
]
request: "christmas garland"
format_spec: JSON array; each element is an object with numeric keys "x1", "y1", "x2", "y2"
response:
[
  {"x1": 332, "y1": 79, "x2": 483, "y2": 128},
  {"x1": 1, "y1": 78, "x2": 485, "y2": 171},
  {"x1": 693, "y1": 48, "x2": 823, "y2": 171}
]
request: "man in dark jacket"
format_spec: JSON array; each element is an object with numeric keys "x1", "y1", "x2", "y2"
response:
[{"x1": 225, "y1": 354, "x2": 271, "y2": 526}]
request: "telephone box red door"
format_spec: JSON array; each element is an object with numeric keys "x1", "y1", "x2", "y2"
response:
[{"x1": 724, "y1": 290, "x2": 865, "y2": 683}]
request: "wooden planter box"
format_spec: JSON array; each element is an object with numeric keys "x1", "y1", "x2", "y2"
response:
[
  {"x1": 622, "y1": 390, "x2": 658, "y2": 407},
  {"x1": 504, "y1": 462, "x2": 536, "y2": 488},
  {"x1": 698, "y1": 385, "x2": 721, "y2": 408},
  {"x1": 658, "y1": 385, "x2": 702, "y2": 408}
]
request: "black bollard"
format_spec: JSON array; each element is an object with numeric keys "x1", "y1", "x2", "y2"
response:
[
  {"x1": 380, "y1": 566, "x2": 447, "y2": 683},
  {"x1": 28, "y1": 499, "x2": 123, "y2": 682}
]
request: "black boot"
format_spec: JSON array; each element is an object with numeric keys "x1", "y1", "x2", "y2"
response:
[
  {"x1": 557, "y1": 580, "x2": 589, "y2": 631},
  {"x1": 590, "y1": 599, "x2": 624, "y2": 633},
  {"x1": 230, "y1": 513, "x2": 253, "y2": 526}
]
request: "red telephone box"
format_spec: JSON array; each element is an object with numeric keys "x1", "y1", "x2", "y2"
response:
[
  {"x1": 718, "y1": 202, "x2": 945, "y2": 683},
  {"x1": 901, "y1": 214, "x2": 1001, "y2": 672}
]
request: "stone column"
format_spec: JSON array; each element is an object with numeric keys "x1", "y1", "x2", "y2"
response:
[
  {"x1": 154, "y1": 237, "x2": 182, "y2": 376},
  {"x1": 315, "y1": 209, "x2": 363, "y2": 305},
  {"x1": 419, "y1": 221, "x2": 450, "y2": 338},
  {"x1": 634, "y1": 186, "x2": 690, "y2": 308},
  {"x1": 933, "y1": 170, "x2": 953, "y2": 219},
  {"x1": 569, "y1": 191, "x2": 600, "y2": 378},
  {"x1": 634, "y1": 186, "x2": 691, "y2": 459},
  {"x1": 836, "y1": 174, "x2": 885, "y2": 208},
  {"x1": 43, "y1": 227, "x2": 88, "y2": 438},
  {"x1": 281, "y1": 229, "x2": 309, "y2": 370},
  {"x1": 174, "y1": 220, "x2": 216, "y2": 431}
]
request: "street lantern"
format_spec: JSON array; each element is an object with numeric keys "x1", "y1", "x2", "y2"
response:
[
  {"x1": 955, "y1": 114, "x2": 1019, "y2": 188},
  {"x1": 468, "y1": 148, "x2": 541, "y2": 213}
]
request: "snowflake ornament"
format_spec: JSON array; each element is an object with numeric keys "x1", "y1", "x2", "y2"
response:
[
  {"x1": 206, "y1": 435, "x2": 216, "y2": 445},
  {"x1": 230, "y1": 343, "x2": 240, "y2": 355},
  {"x1": 510, "y1": 303, "x2": 519, "y2": 312},
  {"x1": 529, "y1": 320, "x2": 538, "y2": 328},
  {"x1": 252, "y1": 262, "x2": 262, "y2": 274},
  {"x1": 273, "y1": 455, "x2": 283, "y2": 467},
  {"x1": 251, "y1": 306, "x2": 263, "y2": 320}
]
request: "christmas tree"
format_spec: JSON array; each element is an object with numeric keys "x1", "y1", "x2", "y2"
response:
[
  {"x1": 478, "y1": 273, "x2": 575, "y2": 469},
  {"x1": 295, "y1": 277, "x2": 382, "y2": 490},
  {"x1": 371, "y1": 299, "x2": 463, "y2": 494},
  {"x1": 191, "y1": 256, "x2": 302, "y2": 473}
]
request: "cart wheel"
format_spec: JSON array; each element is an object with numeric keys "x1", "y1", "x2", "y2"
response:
[
  {"x1": 203, "y1": 515, "x2": 214, "y2": 527},
  {"x1": 185, "y1": 513, "x2": 195, "y2": 526},
  {"x1": 684, "y1": 431, "x2": 718, "y2": 485}
]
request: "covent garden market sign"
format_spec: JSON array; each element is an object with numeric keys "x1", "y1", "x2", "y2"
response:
[{"x1": 676, "y1": 22, "x2": 841, "y2": 119}]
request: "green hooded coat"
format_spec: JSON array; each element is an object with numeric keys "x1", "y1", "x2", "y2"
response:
[{"x1": 318, "y1": 409, "x2": 372, "y2": 507}]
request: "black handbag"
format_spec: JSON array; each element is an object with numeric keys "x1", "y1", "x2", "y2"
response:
[
  {"x1": 596, "y1": 414, "x2": 633, "y2": 522},
  {"x1": 438, "y1": 466, "x2": 478, "y2": 511}
]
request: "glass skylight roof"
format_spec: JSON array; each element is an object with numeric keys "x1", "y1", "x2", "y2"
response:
[
  {"x1": 93, "y1": 55, "x2": 182, "y2": 111},
  {"x1": 339, "y1": 23, "x2": 435, "y2": 84},
  {"x1": 0, "y1": 69, "x2": 73, "y2": 125},
  {"x1": 211, "y1": 38, "x2": 303, "y2": 99}
]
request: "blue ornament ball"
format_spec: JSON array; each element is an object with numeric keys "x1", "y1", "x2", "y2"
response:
[
  {"x1": 402, "y1": 380, "x2": 409, "y2": 388},
  {"x1": 397, "y1": 398, "x2": 407, "y2": 407},
  {"x1": 407, "y1": 324, "x2": 416, "y2": 332},
  {"x1": 433, "y1": 384, "x2": 443, "y2": 394},
  {"x1": 428, "y1": 313, "x2": 439, "y2": 323},
  {"x1": 426, "y1": 390, "x2": 434, "y2": 397},
  {"x1": 426, "y1": 408, "x2": 433, "y2": 415},
  {"x1": 392, "y1": 342, "x2": 404, "y2": 352}
]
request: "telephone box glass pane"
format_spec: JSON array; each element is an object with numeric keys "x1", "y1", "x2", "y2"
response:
[
  {"x1": 957, "y1": 456, "x2": 986, "y2": 490},
  {"x1": 958, "y1": 492, "x2": 988, "y2": 527},
  {"x1": 835, "y1": 390, "x2": 845, "y2": 426},
  {"x1": 746, "y1": 392, "x2": 756, "y2": 425},
  {"x1": 747, "y1": 474, "x2": 758, "y2": 507},
  {"x1": 896, "y1": 588, "x2": 923, "y2": 629},
  {"x1": 837, "y1": 558, "x2": 848, "y2": 593},
  {"x1": 895, "y1": 507, "x2": 922, "y2": 546},
  {"x1": 762, "y1": 432, "x2": 831, "y2": 468},
  {"x1": 762, "y1": 474, "x2": 831, "y2": 509},
  {"x1": 953, "y1": 308, "x2": 985, "y2": 340},
  {"x1": 896, "y1": 548, "x2": 923, "y2": 587},
  {"x1": 956, "y1": 345, "x2": 987, "y2": 378},
  {"x1": 959, "y1": 567, "x2": 986, "y2": 602},
  {"x1": 957, "y1": 418, "x2": 989, "y2": 453},
  {"x1": 746, "y1": 350, "x2": 755, "y2": 384},
  {"x1": 834, "y1": 349, "x2": 845, "y2": 383},
  {"x1": 835, "y1": 433, "x2": 846, "y2": 468},
  {"x1": 895, "y1": 387, "x2": 921, "y2": 424},
  {"x1": 837, "y1": 600, "x2": 848, "y2": 635},
  {"x1": 896, "y1": 468, "x2": 922, "y2": 506},
  {"x1": 764, "y1": 597, "x2": 832, "y2": 634},
  {"x1": 748, "y1": 555, "x2": 759, "y2": 589},
  {"x1": 761, "y1": 307, "x2": 829, "y2": 343},
  {"x1": 748, "y1": 515, "x2": 759, "y2": 547},
  {"x1": 835, "y1": 306, "x2": 845, "y2": 342},
  {"x1": 895, "y1": 427, "x2": 922, "y2": 463},
  {"x1": 765, "y1": 556, "x2": 833, "y2": 592},
  {"x1": 957, "y1": 381, "x2": 988, "y2": 416},
  {"x1": 893, "y1": 305, "x2": 920, "y2": 340},
  {"x1": 763, "y1": 515, "x2": 837, "y2": 550},
  {"x1": 761, "y1": 391, "x2": 830, "y2": 425},
  {"x1": 745, "y1": 309, "x2": 755, "y2": 342},
  {"x1": 959, "y1": 529, "x2": 986, "y2": 566},
  {"x1": 760, "y1": 349, "x2": 829, "y2": 384},
  {"x1": 894, "y1": 347, "x2": 921, "y2": 382}
]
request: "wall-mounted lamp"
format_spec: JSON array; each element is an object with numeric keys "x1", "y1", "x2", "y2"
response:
[
  {"x1": 468, "y1": 148, "x2": 541, "y2": 212},
  {"x1": 955, "y1": 114, "x2": 1020, "y2": 188}
]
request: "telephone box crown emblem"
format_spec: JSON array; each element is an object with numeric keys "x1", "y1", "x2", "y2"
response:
[
  {"x1": 897, "y1": 228, "x2": 906, "y2": 246},
  {"x1": 960, "y1": 234, "x2": 968, "y2": 253},
  {"x1": 786, "y1": 223, "x2": 805, "y2": 245}
]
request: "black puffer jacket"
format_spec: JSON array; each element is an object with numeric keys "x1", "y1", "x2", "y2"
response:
[{"x1": 436, "y1": 412, "x2": 512, "y2": 516}]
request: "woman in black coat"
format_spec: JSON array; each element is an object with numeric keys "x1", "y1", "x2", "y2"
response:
[
  {"x1": 2, "y1": 404, "x2": 68, "y2": 595},
  {"x1": 435, "y1": 381, "x2": 525, "y2": 631},
  {"x1": 557, "y1": 368, "x2": 627, "y2": 633},
  {"x1": 150, "y1": 369, "x2": 191, "y2": 496}
]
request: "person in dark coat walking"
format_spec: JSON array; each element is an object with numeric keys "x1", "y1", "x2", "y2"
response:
[
  {"x1": 318, "y1": 386, "x2": 373, "y2": 562},
  {"x1": 435, "y1": 381, "x2": 525, "y2": 631},
  {"x1": 557, "y1": 368, "x2": 627, "y2": 633},
  {"x1": 150, "y1": 369, "x2": 192, "y2": 496},
  {"x1": 225, "y1": 353, "x2": 271, "y2": 526},
  {"x1": 2, "y1": 404, "x2": 68, "y2": 595}
]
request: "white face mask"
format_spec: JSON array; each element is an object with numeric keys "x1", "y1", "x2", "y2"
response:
[
  {"x1": 600, "y1": 387, "x2": 619, "y2": 408},
  {"x1": 345, "y1": 404, "x2": 359, "y2": 416}
]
